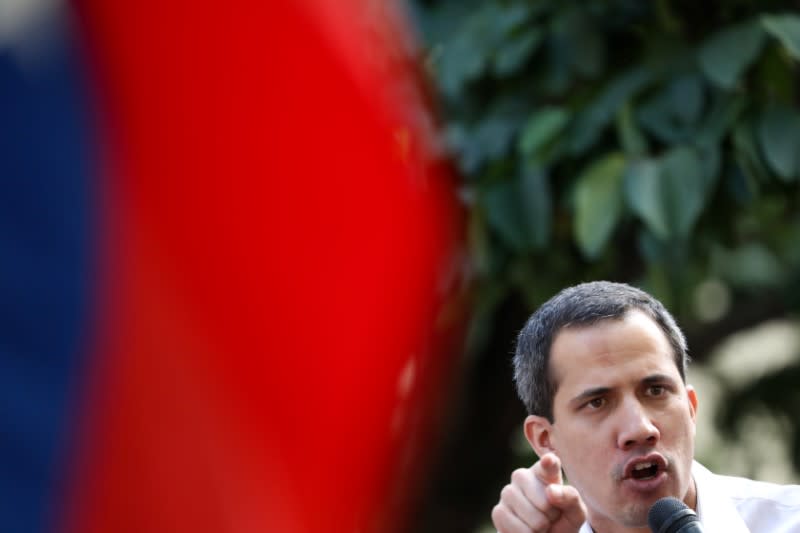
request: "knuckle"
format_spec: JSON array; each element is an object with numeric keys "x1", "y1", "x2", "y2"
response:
[
  {"x1": 510, "y1": 468, "x2": 529, "y2": 484},
  {"x1": 490, "y1": 503, "x2": 506, "y2": 523},
  {"x1": 529, "y1": 513, "x2": 550, "y2": 531},
  {"x1": 560, "y1": 486, "x2": 577, "y2": 503},
  {"x1": 500, "y1": 485, "x2": 515, "y2": 500}
]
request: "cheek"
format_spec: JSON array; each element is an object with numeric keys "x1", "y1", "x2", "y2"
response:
[
  {"x1": 673, "y1": 401, "x2": 697, "y2": 432},
  {"x1": 554, "y1": 428, "x2": 607, "y2": 479},
  {"x1": 660, "y1": 409, "x2": 697, "y2": 456},
  {"x1": 561, "y1": 450, "x2": 610, "y2": 501}
]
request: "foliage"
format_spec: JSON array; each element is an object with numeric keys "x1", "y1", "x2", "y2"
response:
[{"x1": 408, "y1": 1, "x2": 800, "y2": 531}]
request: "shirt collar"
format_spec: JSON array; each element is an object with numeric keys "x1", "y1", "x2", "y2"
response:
[{"x1": 692, "y1": 460, "x2": 750, "y2": 532}]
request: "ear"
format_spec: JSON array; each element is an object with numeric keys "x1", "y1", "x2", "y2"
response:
[
  {"x1": 524, "y1": 414, "x2": 557, "y2": 457},
  {"x1": 686, "y1": 384, "x2": 698, "y2": 423}
]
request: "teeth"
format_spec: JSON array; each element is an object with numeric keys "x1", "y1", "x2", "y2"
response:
[{"x1": 634, "y1": 462, "x2": 654, "y2": 470}]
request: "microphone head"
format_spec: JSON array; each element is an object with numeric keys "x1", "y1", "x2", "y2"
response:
[{"x1": 648, "y1": 497, "x2": 699, "y2": 533}]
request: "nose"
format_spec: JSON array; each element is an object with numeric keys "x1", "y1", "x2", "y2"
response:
[{"x1": 616, "y1": 398, "x2": 660, "y2": 450}]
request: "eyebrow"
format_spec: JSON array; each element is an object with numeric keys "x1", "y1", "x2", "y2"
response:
[
  {"x1": 570, "y1": 386, "x2": 611, "y2": 407},
  {"x1": 642, "y1": 373, "x2": 677, "y2": 386},
  {"x1": 569, "y1": 374, "x2": 678, "y2": 407}
]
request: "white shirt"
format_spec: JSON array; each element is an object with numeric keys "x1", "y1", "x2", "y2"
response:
[{"x1": 578, "y1": 461, "x2": 800, "y2": 532}]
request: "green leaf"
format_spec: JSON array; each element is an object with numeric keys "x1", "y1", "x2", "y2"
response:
[
  {"x1": 473, "y1": 113, "x2": 520, "y2": 161},
  {"x1": 625, "y1": 146, "x2": 717, "y2": 239},
  {"x1": 542, "y1": 23, "x2": 573, "y2": 95},
  {"x1": 762, "y1": 14, "x2": 800, "y2": 60},
  {"x1": 638, "y1": 75, "x2": 704, "y2": 144},
  {"x1": 725, "y1": 164, "x2": 759, "y2": 205},
  {"x1": 493, "y1": 3, "x2": 533, "y2": 35},
  {"x1": 616, "y1": 102, "x2": 649, "y2": 156},
  {"x1": 454, "y1": 98, "x2": 527, "y2": 175},
  {"x1": 695, "y1": 93, "x2": 746, "y2": 145},
  {"x1": 485, "y1": 183, "x2": 525, "y2": 251},
  {"x1": 573, "y1": 153, "x2": 626, "y2": 259},
  {"x1": 757, "y1": 105, "x2": 800, "y2": 181},
  {"x1": 569, "y1": 67, "x2": 652, "y2": 155},
  {"x1": 733, "y1": 121, "x2": 771, "y2": 183},
  {"x1": 660, "y1": 146, "x2": 713, "y2": 237},
  {"x1": 437, "y1": 4, "x2": 533, "y2": 97},
  {"x1": 519, "y1": 165, "x2": 552, "y2": 249},
  {"x1": 698, "y1": 20, "x2": 765, "y2": 89},
  {"x1": 493, "y1": 27, "x2": 544, "y2": 76},
  {"x1": 625, "y1": 159, "x2": 669, "y2": 239},
  {"x1": 518, "y1": 106, "x2": 570, "y2": 160},
  {"x1": 668, "y1": 75, "x2": 705, "y2": 125},
  {"x1": 438, "y1": 30, "x2": 488, "y2": 96},
  {"x1": 756, "y1": 44, "x2": 795, "y2": 103},
  {"x1": 638, "y1": 226, "x2": 668, "y2": 263},
  {"x1": 484, "y1": 167, "x2": 552, "y2": 251},
  {"x1": 712, "y1": 243, "x2": 785, "y2": 288},
  {"x1": 638, "y1": 94, "x2": 678, "y2": 144},
  {"x1": 696, "y1": 143, "x2": 721, "y2": 188},
  {"x1": 563, "y1": 12, "x2": 605, "y2": 78}
]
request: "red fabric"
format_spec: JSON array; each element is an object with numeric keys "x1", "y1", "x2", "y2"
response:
[{"x1": 66, "y1": 1, "x2": 464, "y2": 532}]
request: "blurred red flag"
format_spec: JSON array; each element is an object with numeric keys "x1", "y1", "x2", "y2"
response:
[{"x1": 65, "y1": 1, "x2": 464, "y2": 532}]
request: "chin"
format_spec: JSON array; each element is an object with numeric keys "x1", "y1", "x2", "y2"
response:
[{"x1": 617, "y1": 503, "x2": 651, "y2": 529}]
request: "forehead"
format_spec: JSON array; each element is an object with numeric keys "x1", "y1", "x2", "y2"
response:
[{"x1": 549, "y1": 310, "x2": 677, "y2": 390}]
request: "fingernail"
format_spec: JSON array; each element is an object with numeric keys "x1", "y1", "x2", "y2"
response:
[{"x1": 549, "y1": 485, "x2": 563, "y2": 499}]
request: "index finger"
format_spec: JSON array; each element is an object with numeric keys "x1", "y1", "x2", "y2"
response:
[{"x1": 533, "y1": 452, "x2": 563, "y2": 486}]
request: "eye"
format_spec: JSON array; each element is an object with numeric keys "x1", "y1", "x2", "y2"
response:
[
  {"x1": 586, "y1": 397, "x2": 606, "y2": 410},
  {"x1": 647, "y1": 385, "x2": 666, "y2": 397}
]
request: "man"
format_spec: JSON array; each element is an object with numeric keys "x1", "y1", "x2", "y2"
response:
[{"x1": 492, "y1": 281, "x2": 800, "y2": 533}]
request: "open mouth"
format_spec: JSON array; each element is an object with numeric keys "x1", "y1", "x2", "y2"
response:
[
  {"x1": 631, "y1": 461, "x2": 659, "y2": 480},
  {"x1": 623, "y1": 455, "x2": 667, "y2": 482}
]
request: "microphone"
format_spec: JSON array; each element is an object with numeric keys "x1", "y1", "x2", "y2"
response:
[{"x1": 648, "y1": 497, "x2": 704, "y2": 533}]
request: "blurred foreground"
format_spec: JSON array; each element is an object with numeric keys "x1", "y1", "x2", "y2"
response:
[{"x1": 1, "y1": 1, "x2": 464, "y2": 532}]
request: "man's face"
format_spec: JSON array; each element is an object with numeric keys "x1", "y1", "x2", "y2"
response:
[{"x1": 525, "y1": 310, "x2": 698, "y2": 532}]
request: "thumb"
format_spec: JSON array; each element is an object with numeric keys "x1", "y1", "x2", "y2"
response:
[{"x1": 546, "y1": 484, "x2": 587, "y2": 528}]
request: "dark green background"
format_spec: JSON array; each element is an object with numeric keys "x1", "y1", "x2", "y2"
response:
[{"x1": 407, "y1": 1, "x2": 800, "y2": 531}]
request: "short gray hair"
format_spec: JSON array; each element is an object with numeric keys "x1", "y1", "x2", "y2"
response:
[{"x1": 513, "y1": 281, "x2": 689, "y2": 422}]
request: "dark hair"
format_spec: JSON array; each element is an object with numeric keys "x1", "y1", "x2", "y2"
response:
[{"x1": 513, "y1": 281, "x2": 689, "y2": 422}]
